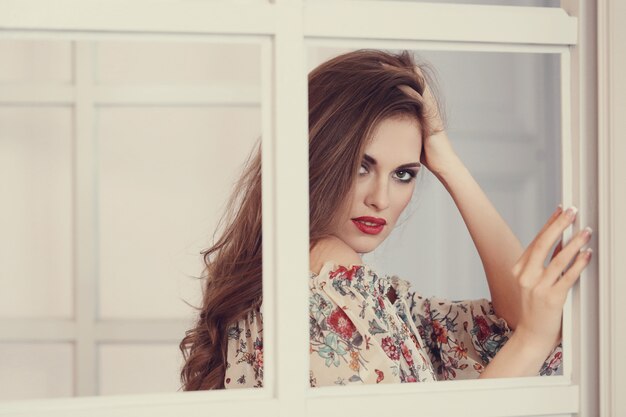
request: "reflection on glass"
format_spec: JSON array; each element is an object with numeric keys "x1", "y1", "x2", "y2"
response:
[{"x1": 0, "y1": 38, "x2": 262, "y2": 400}]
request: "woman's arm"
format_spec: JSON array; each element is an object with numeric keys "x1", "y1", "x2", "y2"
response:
[
  {"x1": 478, "y1": 329, "x2": 558, "y2": 378},
  {"x1": 415, "y1": 72, "x2": 592, "y2": 372},
  {"x1": 430, "y1": 137, "x2": 525, "y2": 330},
  {"x1": 477, "y1": 204, "x2": 591, "y2": 378},
  {"x1": 416, "y1": 69, "x2": 571, "y2": 333},
  {"x1": 414, "y1": 71, "x2": 527, "y2": 330}
]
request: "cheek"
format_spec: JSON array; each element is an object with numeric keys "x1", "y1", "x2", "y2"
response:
[
  {"x1": 348, "y1": 185, "x2": 367, "y2": 213},
  {"x1": 393, "y1": 186, "x2": 414, "y2": 217},
  {"x1": 339, "y1": 191, "x2": 359, "y2": 222}
]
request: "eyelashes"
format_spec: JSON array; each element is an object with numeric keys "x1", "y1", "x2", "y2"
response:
[
  {"x1": 358, "y1": 164, "x2": 418, "y2": 184},
  {"x1": 395, "y1": 169, "x2": 417, "y2": 182}
]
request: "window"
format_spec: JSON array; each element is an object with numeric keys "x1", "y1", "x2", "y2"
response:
[{"x1": 0, "y1": 0, "x2": 610, "y2": 416}]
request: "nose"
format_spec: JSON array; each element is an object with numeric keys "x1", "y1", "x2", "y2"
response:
[{"x1": 364, "y1": 177, "x2": 390, "y2": 211}]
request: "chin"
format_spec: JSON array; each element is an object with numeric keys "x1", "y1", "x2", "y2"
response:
[
  {"x1": 337, "y1": 227, "x2": 388, "y2": 254},
  {"x1": 350, "y1": 238, "x2": 381, "y2": 254}
]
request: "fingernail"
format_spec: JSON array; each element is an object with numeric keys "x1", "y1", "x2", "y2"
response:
[
  {"x1": 555, "y1": 204, "x2": 563, "y2": 215},
  {"x1": 582, "y1": 226, "x2": 593, "y2": 239},
  {"x1": 584, "y1": 248, "x2": 593, "y2": 260},
  {"x1": 565, "y1": 206, "x2": 578, "y2": 220}
]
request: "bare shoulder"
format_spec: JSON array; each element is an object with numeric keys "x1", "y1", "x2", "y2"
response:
[{"x1": 309, "y1": 235, "x2": 362, "y2": 275}]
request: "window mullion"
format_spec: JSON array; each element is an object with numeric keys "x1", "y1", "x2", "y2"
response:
[{"x1": 272, "y1": 1, "x2": 309, "y2": 416}]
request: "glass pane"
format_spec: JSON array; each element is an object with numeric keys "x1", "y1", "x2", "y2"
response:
[
  {"x1": 0, "y1": 343, "x2": 73, "y2": 400},
  {"x1": 98, "y1": 343, "x2": 183, "y2": 395},
  {"x1": 307, "y1": 46, "x2": 563, "y2": 386},
  {"x1": 0, "y1": 107, "x2": 73, "y2": 319},
  {"x1": 0, "y1": 40, "x2": 73, "y2": 83}
]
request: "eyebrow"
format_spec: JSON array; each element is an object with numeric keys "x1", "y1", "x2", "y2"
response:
[{"x1": 363, "y1": 153, "x2": 422, "y2": 170}]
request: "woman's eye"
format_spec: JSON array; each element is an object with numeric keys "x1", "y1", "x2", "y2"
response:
[
  {"x1": 395, "y1": 170, "x2": 416, "y2": 182},
  {"x1": 358, "y1": 164, "x2": 368, "y2": 175}
]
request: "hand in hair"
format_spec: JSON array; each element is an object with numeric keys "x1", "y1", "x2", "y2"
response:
[{"x1": 410, "y1": 65, "x2": 461, "y2": 178}]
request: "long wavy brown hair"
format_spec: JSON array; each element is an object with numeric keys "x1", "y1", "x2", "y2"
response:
[{"x1": 179, "y1": 49, "x2": 444, "y2": 390}]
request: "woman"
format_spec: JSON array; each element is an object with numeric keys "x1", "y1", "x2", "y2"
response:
[{"x1": 179, "y1": 49, "x2": 593, "y2": 389}]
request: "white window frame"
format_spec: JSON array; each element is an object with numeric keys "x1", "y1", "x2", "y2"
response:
[
  {"x1": 597, "y1": 0, "x2": 626, "y2": 416},
  {"x1": 0, "y1": 0, "x2": 614, "y2": 416}
]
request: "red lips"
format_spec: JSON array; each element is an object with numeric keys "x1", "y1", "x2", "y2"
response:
[{"x1": 352, "y1": 216, "x2": 387, "y2": 235}]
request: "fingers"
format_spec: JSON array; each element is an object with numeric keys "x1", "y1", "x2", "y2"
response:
[
  {"x1": 527, "y1": 205, "x2": 563, "y2": 250},
  {"x1": 542, "y1": 205, "x2": 564, "y2": 235},
  {"x1": 526, "y1": 206, "x2": 578, "y2": 270},
  {"x1": 552, "y1": 248, "x2": 592, "y2": 294},
  {"x1": 544, "y1": 226, "x2": 592, "y2": 286}
]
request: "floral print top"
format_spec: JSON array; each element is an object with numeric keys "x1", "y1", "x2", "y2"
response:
[{"x1": 224, "y1": 261, "x2": 563, "y2": 388}]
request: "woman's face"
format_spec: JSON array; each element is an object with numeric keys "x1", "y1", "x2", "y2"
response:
[{"x1": 333, "y1": 116, "x2": 423, "y2": 255}]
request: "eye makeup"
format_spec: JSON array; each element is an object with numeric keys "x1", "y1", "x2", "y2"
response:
[
  {"x1": 359, "y1": 152, "x2": 421, "y2": 184},
  {"x1": 358, "y1": 164, "x2": 418, "y2": 184},
  {"x1": 393, "y1": 169, "x2": 417, "y2": 183},
  {"x1": 362, "y1": 153, "x2": 421, "y2": 171}
]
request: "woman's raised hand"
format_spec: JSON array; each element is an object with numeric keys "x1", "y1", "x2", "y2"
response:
[
  {"x1": 512, "y1": 206, "x2": 593, "y2": 350},
  {"x1": 409, "y1": 65, "x2": 460, "y2": 178}
]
